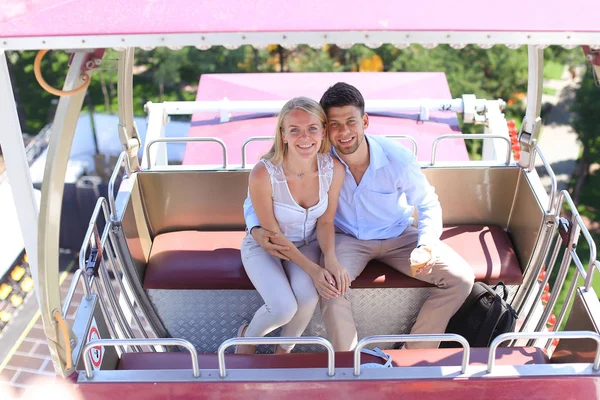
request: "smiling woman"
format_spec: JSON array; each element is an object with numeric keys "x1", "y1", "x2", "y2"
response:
[{"x1": 237, "y1": 97, "x2": 346, "y2": 354}]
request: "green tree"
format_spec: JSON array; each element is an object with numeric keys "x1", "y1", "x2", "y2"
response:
[
  {"x1": 570, "y1": 67, "x2": 600, "y2": 203},
  {"x1": 288, "y1": 46, "x2": 344, "y2": 72}
]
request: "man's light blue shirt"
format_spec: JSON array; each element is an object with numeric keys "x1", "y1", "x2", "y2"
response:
[{"x1": 243, "y1": 135, "x2": 443, "y2": 246}]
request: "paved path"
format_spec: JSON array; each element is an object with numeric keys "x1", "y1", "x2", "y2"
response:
[
  {"x1": 534, "y1": 67, "x2": 582, "y2": 192},
  {"x1": 0, "y1": 255, "x2": 81, "y2": 398}
]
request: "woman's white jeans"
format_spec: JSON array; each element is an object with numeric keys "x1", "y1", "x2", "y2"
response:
[{"x1": 241, "y1": 234, "x2": 320, "y2": 351}]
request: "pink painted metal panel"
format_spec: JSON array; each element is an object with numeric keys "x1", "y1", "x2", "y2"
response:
[
  {"x1": 75, "y1": 376, "x2": 600, "y2": 399},
  {"x1": 1, "y1": 0, "x2": 599, "y2": 38},
  {"x1": 183, "y1": 72, "x2": 466, "y2": 166}
]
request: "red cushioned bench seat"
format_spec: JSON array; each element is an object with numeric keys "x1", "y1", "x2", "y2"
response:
[
  {"x1": 118, "y1": 347, "x2": 547, "y2": 371},
  {"x1": 143, "y1": 225, "x2": 522, "y2": 290}
]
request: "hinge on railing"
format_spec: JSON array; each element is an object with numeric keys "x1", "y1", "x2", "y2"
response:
[
  {"x1": 85, "y1": 226, "x2": 103, "y2": 277},
  {"x1": 117, "y1": 121, "x2": 142, "y2": 172},
  {"x1": 557, "y1": 217, "x2": 580, "y2": 249},
  {"x1": 518, "y1": 116, "x2": 542, "y2": 170},
  {"x1": 557, "y1": 217, "x2": 571, "y2": 247}
]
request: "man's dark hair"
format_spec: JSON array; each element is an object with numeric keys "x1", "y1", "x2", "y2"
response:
[{"x1": 320, "y1": 82, "x2": 365, "y2": 115}]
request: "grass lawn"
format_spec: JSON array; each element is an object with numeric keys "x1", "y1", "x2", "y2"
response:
[
  {"x1": 544, "y1": 61, "x2": 565, "y2": 80},
  {"x1": 543, "y1": 87, "x2": 557, "y2": 96},
  {"x1": 552, "y1": 168, "x2": 600, "y2": 329}
]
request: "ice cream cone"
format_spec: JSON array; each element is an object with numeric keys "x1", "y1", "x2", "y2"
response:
[{"x1": 410, "y1": 247, "x2": 432, "y2": 277}]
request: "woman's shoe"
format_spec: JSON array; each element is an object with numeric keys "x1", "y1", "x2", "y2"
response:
[
  {"x1": 234, "y1": 324, "x2": 256, "y2": 354},
  {"x1": 274, "y1": 344, "x2": 292, "y2": 354}
]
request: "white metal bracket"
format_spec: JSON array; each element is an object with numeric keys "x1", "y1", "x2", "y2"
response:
[
  {"x1": 419, "y1": 100, "x2": 430, "y2": 121},
  {"x1": 219, "y1": 97, "x2": 231, "y2": 123}
]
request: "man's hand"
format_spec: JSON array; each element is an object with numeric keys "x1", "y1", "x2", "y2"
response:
[
  {"x1": 309, "y1": 266, "x2": 340, "y2": 299},
  {"x1": 411, "y1": 245, "x2": 437, "y2": 276},
  {"x1": 324, "y1": 257, "x2": 351, "y2": 294},
  {"x1": 250, "y1": 226, "x2": 290, "y2": 260}
]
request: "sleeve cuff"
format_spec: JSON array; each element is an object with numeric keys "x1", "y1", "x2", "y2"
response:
[
  {"x1": 417, "y1": 233, "x2": 441, "y2": 248},
  {"x1": 246, "y1": 215, "x2": 261, "y2": 232}
]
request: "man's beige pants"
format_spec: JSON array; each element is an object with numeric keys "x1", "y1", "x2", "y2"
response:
[{"x1": 320, "y1": 226, "x2": 475, "y2": 350}]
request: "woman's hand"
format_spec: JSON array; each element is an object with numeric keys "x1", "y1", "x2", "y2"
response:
[
  {"x1": 250, "y1": 226, "x2": 290, "y2": 260},
  {"x1": 309, "y1": 266, "x2": 340, "y2": 299},
  {"x1": 324, "y1": 257, "x2": 351, "y2": 294}
]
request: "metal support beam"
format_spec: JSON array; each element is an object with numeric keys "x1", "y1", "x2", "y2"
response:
[
  {"x1": 0, "y1": 50, "x2": 41, "y2": 297},
  {"x1": 519, "y1": 46, "x2": 544, "y2": 169},
  {"x1": 37, "y1": 51, "x2": 92, "y2": 378},
  {"x1": 117, "y1": 48, "x2": 141, "y2": 172}
]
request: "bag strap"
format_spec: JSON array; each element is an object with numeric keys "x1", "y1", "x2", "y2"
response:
[
  {"x1": 474, "y1": 295, "x2": 504, "y2": 347},
  {"x1": 494, "y1": 282, "x2": 509, "y2": 301},
  {"x1": 361, "y1": 347, "x2": 393, "y2": 368}
]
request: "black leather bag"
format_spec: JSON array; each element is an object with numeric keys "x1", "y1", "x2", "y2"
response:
[{"x1": 441, "y1": 282, "x2": 518, "y2": 348}]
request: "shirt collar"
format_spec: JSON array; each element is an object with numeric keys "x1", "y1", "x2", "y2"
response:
[
  {"x1": 331, "y1": 134, "x2": 390, "y2": 171},
  {"x1": 365, "y1": 134, "x2": 390, "y2": 170}
]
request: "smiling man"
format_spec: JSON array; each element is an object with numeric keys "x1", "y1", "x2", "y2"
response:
[{"x1": 247, "y1": 82, "x2": 474, "y2": 351}]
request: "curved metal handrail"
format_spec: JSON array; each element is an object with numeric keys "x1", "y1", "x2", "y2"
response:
[
  {"x1": 558, "y1": 190, "x2": 598, "y2": 291},
  {"x1": 589, "y1": 260, "x2": 600, "y2": 292},
  {"x1": 108, "y1": 151, "x2": 131, "y2": 222},
  {"x1": 488, "y1": 331, "x2": 600, "y2": 373},
  {"x1": 431, "y1": 134, "x2": 511, "y2": 166},
  {"x1": 353, "y1": 334, "x2": 470, "y2": 376},
  {"x1": 384, "y1": 135, "x2": 418, "y2": 156},
  {"x1": 61, "y1": 268, "x2": 83, "y2": 317},
  {"x1": 217, "y1": 336, "x2": 335, "y2": 378},
  {"x1": 82, "y1": 338, "x2": 199, "y2": 379},
  {"x1": 241, "y1": 136, "x2": 275, "y2": 168},
  {"x1": 528, "y1": 145, "x2": 558, "y2": 214},
  {"x1": 145, "y1": 137, "x2": 228, "y2": 169}
]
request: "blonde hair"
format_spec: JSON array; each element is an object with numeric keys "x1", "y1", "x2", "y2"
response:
[{"x1": 263, "y1": 97, "x2": 330, "y2": 165}]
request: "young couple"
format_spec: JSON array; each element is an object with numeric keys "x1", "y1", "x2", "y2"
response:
[{"x1": 237, "y1": 83, "x2": 475, "y2": 354}]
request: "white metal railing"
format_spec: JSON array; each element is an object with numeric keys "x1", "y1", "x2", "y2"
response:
[
  {"x1": 517, "y1": 188, "x2": 599, "y2": 348},
  {"x1": 108, "y1": 151, "x2": 131, "y2": 222},
  {"x1": 354, "y1": 334, "x2": 470, "y2": 375},
  {"x1": 239, "y1": 135, "x2": 418, "y2": 169},
  {"x1": 65, "y1": 197, "x2": 156, "y2": 356},
  {"x1": 529, "y1": 145, "x2": 558, "y2": 214},
  {"x1": 383, "y1": 135, "x2": 418, "y2": 156},
  {"x1": 511, "y1": 144, "x2": 559, "y2": 319},
  {"x1": 79, "y1": 329, "x2": 600, "y2": 381},
  {"x1": 489, "y1": 331, "x2": 600, "y2": 373},
  {"x1": 142, "y1": 96, "x2": 501, "y2": 168},
  {"x1": 150, "y1": 96, "x2": 495, "y2": 122},
  {"x1": 145, "y1": 137, "x2": 228, "y2": 169},
  {"x1": 240, "y1": 136, "x2": 274, "y2": 168},
  {"x1": 83, "y1": 338, "x2": 199, "y2": 379},
  {"x1": 431, "y1": 134, "x2": 512, "y2": 165},
  {"x1": 218, "y1": 337, "x2": 335, "y2": 378}
]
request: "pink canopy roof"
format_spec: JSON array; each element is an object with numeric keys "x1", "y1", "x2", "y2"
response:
[
  {"x1": 1, "y1": 0, "x2": 599, "y2": 50},
  {"x1": 183, "y1": 72, "x2": 468, "y2": 166}
]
